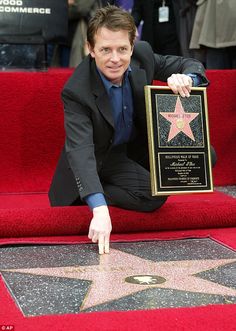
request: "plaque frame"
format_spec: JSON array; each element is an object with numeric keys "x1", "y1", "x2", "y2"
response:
[{"x1": 144, "y1": 86, "x2": 213, "y2": 196}]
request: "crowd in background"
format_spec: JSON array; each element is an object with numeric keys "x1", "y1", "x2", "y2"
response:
[{"x1": 26, "y1": 0, "x2": 236, "y2": 70}]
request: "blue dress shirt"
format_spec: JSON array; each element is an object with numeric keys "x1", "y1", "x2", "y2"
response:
[{"x1": 100, "y1": 67, "x2": 135, "y2": 146}]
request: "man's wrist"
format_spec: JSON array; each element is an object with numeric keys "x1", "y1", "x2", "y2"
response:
[
  {"x1": 187, "y1": 73, "x2": 202, "y2": 87},
  {"x1": 93, "y1": 205, "x2": 110, "y2": 215},
  {"x1": 85, "y1": 193, "x2": 107, "y2": 210}
]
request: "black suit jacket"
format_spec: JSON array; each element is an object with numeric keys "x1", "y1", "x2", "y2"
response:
[{"x1": 48, "y1": 41, "x2": 208, "y2": 206}]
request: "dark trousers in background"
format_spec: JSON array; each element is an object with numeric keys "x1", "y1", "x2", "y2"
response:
[{"x1": 206, "y1": 46, "x2": 236, "y2": 69}]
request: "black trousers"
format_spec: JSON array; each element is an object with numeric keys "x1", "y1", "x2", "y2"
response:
[
  {"x1": 99, "y1": 145, "x2": 167, "y2": 212},
  {"x1": 72, "y1": 144, "x2": 167, "y2": 211},
  {"x1": 72, "y1": 145, "x2": 217, "y2": 211}
]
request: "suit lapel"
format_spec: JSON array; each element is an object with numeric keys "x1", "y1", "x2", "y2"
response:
[
  {"x1": 96, "y1": 92, "x2": 115, "y2": 129},
  {"x1": 129, "y1": 65, "x2": 147, "y2": 97},
  {"x1": 129, "y1": 65, "x2": 148, "y2": 121},
  {"x1": 91, "y1": 62, "x2": 115, "y2": 129}
]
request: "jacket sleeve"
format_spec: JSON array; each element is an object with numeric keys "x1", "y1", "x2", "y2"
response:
[
  {"x1": 133, "y1": 41, "x2": 209, "y2": 86},
  {"x1": 62, "y1": 92, "x2": 104, "y2": 200},
  {"x1": 153, "y1": 52, "x2": 209, "y2": 86}
]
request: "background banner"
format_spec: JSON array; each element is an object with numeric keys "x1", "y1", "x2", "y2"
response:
[{"x1": 0, "y1": 0, "x2": 68, "y2": 43}]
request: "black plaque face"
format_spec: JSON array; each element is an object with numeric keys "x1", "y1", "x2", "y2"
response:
[{"x1": 145, "y1": 86, "x2": 213, "y2": 195}]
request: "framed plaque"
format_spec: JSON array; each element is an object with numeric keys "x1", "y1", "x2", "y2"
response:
[{"x1": 144, "y1": 86, "x2": 213, "y2": 196}]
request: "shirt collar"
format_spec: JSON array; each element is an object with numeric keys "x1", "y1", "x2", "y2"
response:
[{"x1": 97, "y1": 66, "x2": 132, "y2": 91}]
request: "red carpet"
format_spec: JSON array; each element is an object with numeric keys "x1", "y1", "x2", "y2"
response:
[
  {"x1": 0, "y1": 69, "x2": 236, "y2": 330},
  {"x1": 1, "y1": 226, "x2": 236, "y2": 251},
  {"x1": 0, "y1": 192, "x2": 235, "y2": 238},
  {"x1": 0, "y1": 69, "x2": 235, "y2": 250},
  {"x1": 0, "y1": 70, "x2": 235, "y2": 195}
]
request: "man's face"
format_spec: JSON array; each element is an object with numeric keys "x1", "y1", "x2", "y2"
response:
[{"x1": 88, "y1": 27, "x2": 133, "y2": 85}]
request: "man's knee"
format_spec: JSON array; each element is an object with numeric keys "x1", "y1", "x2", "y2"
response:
[{"x1": 135, "y1": 196, "x2": 168, "y2": 212}]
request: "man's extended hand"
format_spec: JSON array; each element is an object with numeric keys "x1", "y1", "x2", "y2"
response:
[
  {"x1": 88, "y1": 205, "x2": 112, "y2": 254},
  {"x1": 167, "y1": 74, "x2": 192, "y2": 98}
]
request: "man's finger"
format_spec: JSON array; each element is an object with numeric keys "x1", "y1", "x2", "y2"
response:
[
  {"x1": 180, "y1": 86, "x2": 190, "y2": 98},
  {"x1": 104, "y1": 241, "x2": 110, "y2": 254},
  {"x1": 179, "y1": 75, "x2": 191, "y2": 97},
  {"x1": 167, "y1": 77, "x2": 178, "y2": 94},
  {"x1": 92, "y1": 233, "x2": 98, "y2": 243},
  {"x1": 104, "y1": 232, "x2": 110, "y2": 254},
  {"x1": 98, "y1": 235, "x2": 105, "y2": 255},
  {"x1": 174, "y1": 75, "x2": 189, "y2": 97},
  {"x1": 88, "y1": 228, "x2": 94, "y2": 240},
  {"x1": 183, "y1": 75, "x2": 192, "y2": 92}
]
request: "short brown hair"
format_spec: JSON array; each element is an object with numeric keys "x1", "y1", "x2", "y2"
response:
[{"x1": 87, "y1": 5, "x2": 136, "y2": 48}]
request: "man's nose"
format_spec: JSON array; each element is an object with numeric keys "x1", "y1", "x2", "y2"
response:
[{"x1": 110, "y1": 51, "x2": 120, "y2": 61}]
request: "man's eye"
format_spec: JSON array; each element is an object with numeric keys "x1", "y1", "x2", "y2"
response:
[
  {"x1": 119, "y1": 47, "x2": 128, "y2": 53},
  {"x1": 101, "y1": 48, "x2": 110, "y2": 54}
]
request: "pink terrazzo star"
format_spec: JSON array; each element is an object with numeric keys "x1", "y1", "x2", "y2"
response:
[
  {"x1": 5, "y1": 249, "x2": 236, "y2": 311},
  {"x1": 160, "y1": 96, "x2": 199, "y2": 142}
]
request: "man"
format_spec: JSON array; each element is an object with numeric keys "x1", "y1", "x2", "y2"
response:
[
  {"x1": 131, "y1": 0, "x2": 181, "y2": 56},
  {"x1": 49, "y1": 5, "x2": 209, "y2": 254}
]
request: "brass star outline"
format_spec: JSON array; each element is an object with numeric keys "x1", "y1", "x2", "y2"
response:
[{"x1": 2, "y1": 249, "x2": 236, "y2": 311}]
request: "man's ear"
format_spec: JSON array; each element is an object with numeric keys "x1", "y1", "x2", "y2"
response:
[
  {"x1": 87, "y1": 42, "x2": 95, "y2": 58},
  {"x1": 130, "y1": 44, "x2": 134, "y2": 56}
]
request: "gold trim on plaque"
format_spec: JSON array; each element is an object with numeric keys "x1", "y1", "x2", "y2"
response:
[
  {"x1": 145, "y1": 85, "x2": 158, "y2": 194},
  {"x1": 144, "y1": 86, "x2": 213, "y2": 196}
]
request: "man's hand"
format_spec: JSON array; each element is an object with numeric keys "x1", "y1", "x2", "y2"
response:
[
  {"x1": 88, "y1": 206, "x2": 112, "y2": 254},
  {"x1": 167, "y1": 74, "x2": 192, "y2": 98}
]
